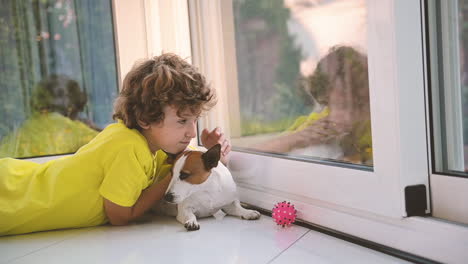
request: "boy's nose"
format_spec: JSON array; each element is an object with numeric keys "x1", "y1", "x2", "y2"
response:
[{"x1": 185, "y1": 123, "x2": 197, "y2": 138}]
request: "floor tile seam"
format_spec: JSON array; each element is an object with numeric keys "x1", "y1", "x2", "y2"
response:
[
  {"x1": 266, "y1": 229, "x2": 311, "y2": 264},
  {"x1": 1, "y1": 230, "x2": 88, "y2": 264}
]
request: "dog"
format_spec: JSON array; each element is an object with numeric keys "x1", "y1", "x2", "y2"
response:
[{"x1": 153, "y1": 144, "x2": 261, "y2": 231}]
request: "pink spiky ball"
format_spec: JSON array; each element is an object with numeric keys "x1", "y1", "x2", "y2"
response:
[{"x1": 272, "y1": 201, "x2": 297, "y2": 227}]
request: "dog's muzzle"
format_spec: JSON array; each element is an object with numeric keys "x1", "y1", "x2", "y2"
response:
[{"x1": 164, "y1": 192, "x2": 175, "y2": 203}]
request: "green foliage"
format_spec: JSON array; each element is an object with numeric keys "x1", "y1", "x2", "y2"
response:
[
  {"x1": 0, "y1": 0, "x2": 117, "y2": 144},
  {"x1": 268, "y1": 82, "x2": 311, "y2": 120},
  {"x1": 234, "y1": 0, "x2": 310, "y2": 136}
]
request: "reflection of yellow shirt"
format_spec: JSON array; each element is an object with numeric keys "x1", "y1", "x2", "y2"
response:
[
  {"x1": 286, "y1": 107, "x2": 373, "y2": 164},
  {"x1": 0, "y1": 112, "x2": 99, "y2": 158},
  {"x1": 0, "y1": 121, "x2": 171, "y2": 236},
  {"x1": 286, "y1": 107, "x2": 330, "y2": 132}
]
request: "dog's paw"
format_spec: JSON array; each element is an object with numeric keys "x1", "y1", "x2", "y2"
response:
[
  {"x1": 241, "y1": 210, "x2": 261, "y2": 220},
  {"x1": 184, "y1": 220, "x2": 200, "y2": 231}
]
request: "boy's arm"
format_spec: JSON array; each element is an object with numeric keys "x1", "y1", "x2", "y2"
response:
[{"x1": 103, "y1": 171, "x2": 172, "y2": 226}]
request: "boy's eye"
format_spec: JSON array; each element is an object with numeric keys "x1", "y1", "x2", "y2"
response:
[{"x1": 178, "y1": 119, "x2": 187, "y2": 125}]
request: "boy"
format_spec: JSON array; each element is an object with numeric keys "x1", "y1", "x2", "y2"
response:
[{"x1": 0, "y1": 53, "x2": 230, "y2": 236}]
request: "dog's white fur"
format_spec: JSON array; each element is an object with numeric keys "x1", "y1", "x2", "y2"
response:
[{"x1": 153, "y1": 148, "x2": 260, "y2": 231}]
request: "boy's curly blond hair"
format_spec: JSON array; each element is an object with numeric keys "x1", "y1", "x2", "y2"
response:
[{"x1": 113, "y1": 53, "x2": 216, "y2": 129}]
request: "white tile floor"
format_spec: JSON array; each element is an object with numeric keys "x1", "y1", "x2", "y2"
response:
[{"x1": 0, "y1": 213, "x2": 411, "y2": 264}]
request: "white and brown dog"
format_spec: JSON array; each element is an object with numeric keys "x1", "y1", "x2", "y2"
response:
[{"x1": 153, "y1": 144, "x2": 261, "y2": 231}]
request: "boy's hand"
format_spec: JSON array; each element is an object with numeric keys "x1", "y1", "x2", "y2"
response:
[{"x1": 201, "y1": 127, "x2": 231, "y2": 163}]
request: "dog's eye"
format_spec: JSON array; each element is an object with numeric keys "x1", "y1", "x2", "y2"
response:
[{"x1": 179, "y1": 171, "x2": 190, "y2": 180}]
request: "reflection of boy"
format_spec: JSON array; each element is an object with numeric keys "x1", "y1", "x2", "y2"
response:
[
  {"x1": 31, "y1": 74, "x2": 87, "y2": 120},
  {"x1": 0, "y1": 75, "x2": 99, "y2": 158},
  {"x1": 0, "y1": 53, "x2": 229, "y2": 236},
  {"x1": 255, "y1": 46, "x2": 373, "y2": 165}
]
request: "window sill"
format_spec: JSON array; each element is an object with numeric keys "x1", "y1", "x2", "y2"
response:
[{"x1": 238, "y1": 183, "x2": 468, "y2": 264}]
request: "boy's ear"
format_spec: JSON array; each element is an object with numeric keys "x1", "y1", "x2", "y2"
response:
[
  {"x1": 137, "y1": 119, "x2": 150, "y2": 130},
  {"x1": 201, "y1": 144, "x2": 221, "y2": 170}
]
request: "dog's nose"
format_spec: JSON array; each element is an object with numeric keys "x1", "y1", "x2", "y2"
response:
[{"x1": 164, "y1": 192, "x2": 175, "y2": 203}]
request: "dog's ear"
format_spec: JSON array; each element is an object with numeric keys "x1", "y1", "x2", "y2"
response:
[{"x1": 201, "y1": 144, "x2": 221, "y2": 170}]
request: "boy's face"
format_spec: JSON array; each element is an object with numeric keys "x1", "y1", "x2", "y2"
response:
[{"x1": 140, "y1": 105, "x2": 199, "y2": 155}]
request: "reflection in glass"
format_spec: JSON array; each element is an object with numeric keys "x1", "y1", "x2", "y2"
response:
[
  {"x1": 0, "y1": 0, "x2": 118, "y2": 158},
  {"x1": 230, "y1": 0, "x2": 372, "y2": 165}
]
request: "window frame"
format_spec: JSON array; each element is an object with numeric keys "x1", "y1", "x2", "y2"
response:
[
  {"x1": 427, "y1": 0, "x2": 465, "y2": 173},
  {"x1": 189, "y1": 0, "x2": 429, "y2": 218},
  {"x1": 425, "y1": 0, "x2": 468, "y2": 225},
  {"x1": 113, "y1": 0, "x2": 192, "y2": 87}
]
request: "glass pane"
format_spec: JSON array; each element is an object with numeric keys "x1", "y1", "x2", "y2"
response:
[
  {"x1": 0, "y1": 0, "x2": 118, "y2": 158},
  {"x1": 427, "y1": 0, "x2": 468, "y2": 176},
  {"x1": 230, "y1": 0, "x2": 372, "y2": 166}
]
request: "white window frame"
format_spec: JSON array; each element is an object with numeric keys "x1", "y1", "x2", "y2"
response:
[
  {"x1": 187, "y1": 0, "x2": 468, "y2": 262},
  {"x1": 427, "y1": 0, "x2": 465, "y2": 172},
  {"x1": 113, "y1": 0, "x2": 192, "y2": 85},
  {"x1": 190, "y1": 0, "x2": 428, "y2": 218},
  {"x1": 426, "y1": 0, "x2": 468, "y2": 225}
]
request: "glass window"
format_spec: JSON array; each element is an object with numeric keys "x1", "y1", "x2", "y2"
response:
[
  {"x1": 190, "y1": 0, "x2": 430, "y2": 220},
  {"x1": 229, "y1": 0, "x2": 373, "y2": 166},
  {"x1": 427, "y1": 0, "x2": 468, "y2": 176},
  {"x1": 0, "y1": 0, "x2": 118, "y2": 158}
]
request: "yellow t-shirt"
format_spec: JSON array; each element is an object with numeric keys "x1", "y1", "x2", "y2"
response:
[{"x1": 0, "y1": 121, "x2": 171, "y2": 236}]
